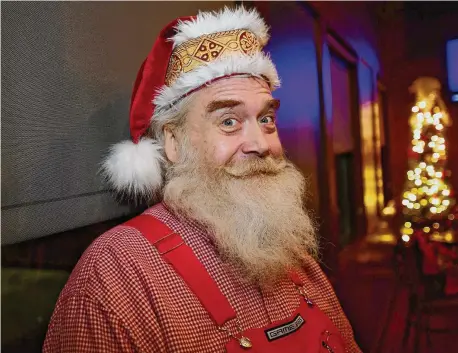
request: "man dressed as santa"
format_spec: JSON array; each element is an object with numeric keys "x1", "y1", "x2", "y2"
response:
[{"x1": 44, "y1": 6, "x2": 361, "y2": 353}]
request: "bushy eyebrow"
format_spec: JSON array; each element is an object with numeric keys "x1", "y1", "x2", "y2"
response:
[
  {"x1": 206, "y1": 99, "x2": 243, "y2": 113},
  {"x1": 265, "y1": 99, "x2": 280, "y2": 112},
  {"x1": 205, "y1": 98, "x2": 280, "y2": 115}
]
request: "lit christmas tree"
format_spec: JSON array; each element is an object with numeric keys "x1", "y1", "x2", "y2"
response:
[{"x1": 401, "y1": 77, "x2": 457, "y2": 242}]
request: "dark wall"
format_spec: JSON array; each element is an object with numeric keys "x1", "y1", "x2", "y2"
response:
[{"x1": 1, "y1": 1, "x2": 233, "y2": 245}]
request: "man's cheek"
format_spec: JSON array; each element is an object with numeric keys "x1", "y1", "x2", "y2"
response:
[{"x1": 207, "y1": 143, "x2": 233, "y2": 166}]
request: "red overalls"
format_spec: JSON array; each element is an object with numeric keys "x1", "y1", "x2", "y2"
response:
[{"x1": 125, "y1": 215, "x2": 346, "y2": 353}]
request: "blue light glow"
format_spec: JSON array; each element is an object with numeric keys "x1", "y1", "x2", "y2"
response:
[{"x1": 446, "y1": 39, "x2": 458, "y2": 93}]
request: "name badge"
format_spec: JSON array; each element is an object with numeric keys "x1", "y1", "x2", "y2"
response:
[{"x1": 265, "y1": 314, "x2": 305, "y2": 341}]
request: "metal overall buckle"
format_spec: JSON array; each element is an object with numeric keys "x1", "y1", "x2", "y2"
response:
[
  {"x1": 218, "y1": 317, "x2": 253, "y2": 349},
  {"x1": 297, "y1": 286, "x2": 314, "y2": 308}
]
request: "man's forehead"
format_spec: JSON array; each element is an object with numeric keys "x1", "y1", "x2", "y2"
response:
[{"x1": 201, "y1": 77, "x2": 271, "y2": 97}]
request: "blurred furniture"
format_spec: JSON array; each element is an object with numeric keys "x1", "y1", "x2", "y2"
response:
[{"x1": 399, "y1": 234, "x2": 458, "y2": 352}]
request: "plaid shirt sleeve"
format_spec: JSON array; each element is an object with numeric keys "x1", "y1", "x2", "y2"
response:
[{"x1": 43, "y1": 293, "x2": 151, "y2": 353}]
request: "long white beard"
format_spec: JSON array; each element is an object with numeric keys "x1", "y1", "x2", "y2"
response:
[{"x1": 163, "y1": 139, "x2": 318, "y2": 285}]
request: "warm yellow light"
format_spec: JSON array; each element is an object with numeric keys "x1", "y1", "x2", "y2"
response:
[
  {"x1": 419, "y1": 101, "x2": 426, "y2": 108},
  {"x1": 433, "y1": 223, "x2": 440, "y2": 229},
  {"x1": 412, "y1": 106, "x2": 419, "y2": 113},
  {"x1": 437, "y1": 124, "x2": 444, "y2": 130},
  {"x1": 424, "y1": 227, "x2": 431, "y2": 233},
  {"x1": 431, "y1": 136, "x2": 438, "y2": 141},
  {"x1": 408, "y1": 194, "x2": 416, "y2": 201},
  {"x1": 443, "y1": 190, "x2": 450, "y2": 196},
  {"x1": 420, "y1": 199, "x2": 428, "y2": 206},
  {"x1": 443, "y1": 200, "x2": 450, "y2": 206},
  {"x1": 414, "y1": 203, "x2": 420, "y2": 209},
  {"x1": 419, "y1": 162, "x2": 426, "y2": 168},
  {"x1": 415, "y1": 168, "x2": 421, "y2": 174},
  {"x1": 436, "y1": 172, "x2": 443, "y2": 178},
  {"x1": 402, "y1": 234, "x2": 411, "y2": 242},
  {"x1": 433, "y1": 153, "x2": 440, "y2": 159},
  {"x1": 415, "y1": 179, "x2": 422, "y2": 186},
  {"x1": 431, "y1": 206, "x2": 437, "y2": 213},
  {"x1": 445, "y1": 232, "x2": 453, "y2": 242},
  {"x1": 405, "y1": 222, "x2": 412, "y2": 228},
  {"x1": 403, "y1": 227, "x2": 414, "y2": 235},
  {"x1": 382, "y1": 205, "x2": 396, "y2": 216},
  {"x1": 407, "y1": 203, "x2": 414, "y2": 209},
  {"x1": 428, "y1": 142, "x2": 436, "y2": 148},
  {"x1": 438, "y1": 145, "x2": 445, "y2": 151},
  {"x1": 402, "y1": 199, "x2": 409, "y2": 206}
]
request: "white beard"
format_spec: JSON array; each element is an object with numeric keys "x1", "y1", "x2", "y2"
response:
[{"x1": 163, "y1": 139, "x2": 318, "y2": 285}]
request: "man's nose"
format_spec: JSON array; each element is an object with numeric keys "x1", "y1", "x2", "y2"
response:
[{"x1": 241, "y1": 124, "x2": 270, "y2": 157}]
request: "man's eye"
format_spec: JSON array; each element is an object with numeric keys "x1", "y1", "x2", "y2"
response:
[
  {"x1": 259, "y1": 116, "x2": 275, "y2": 124},
  {"x1": 222, "y1": 118, "x2": 238, "y2": 127}
]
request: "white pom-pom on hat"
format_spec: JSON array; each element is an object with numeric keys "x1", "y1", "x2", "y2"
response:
[{"x1": 101, "y1": 138, "x2": 164, "y2": 201}]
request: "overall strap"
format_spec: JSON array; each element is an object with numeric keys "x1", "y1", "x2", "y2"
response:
[{"x1": 124, "y1": 214, "x2": 236, "y2": 327}]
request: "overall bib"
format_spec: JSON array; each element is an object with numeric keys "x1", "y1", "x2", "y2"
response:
[{"x1": 126, "y1": 215, "x2": 346, "y2": 353}]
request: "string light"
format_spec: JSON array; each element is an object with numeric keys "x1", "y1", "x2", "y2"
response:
[{"x1": 401, "y1": 81, "x2": 455, "y2": 241}]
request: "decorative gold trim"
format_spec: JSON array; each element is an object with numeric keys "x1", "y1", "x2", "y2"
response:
[{"x1": 165, "y1": 29, "x2": 262, "y2": 86}]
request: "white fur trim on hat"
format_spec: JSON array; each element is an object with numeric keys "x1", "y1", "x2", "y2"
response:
[
  {"x1": 154, "y1": 52, "x2": 280, "y2": 110},
  {"x1": 100, "y1": 138, "x2": 164, "y2": 200},
  {"x1": 171, "y1": 6, "x2": 270, "y2": 48}
]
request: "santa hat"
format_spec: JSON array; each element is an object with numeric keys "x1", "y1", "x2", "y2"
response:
[{"x1": 101, "y1": 6, "x2": 280, "y2": 201}]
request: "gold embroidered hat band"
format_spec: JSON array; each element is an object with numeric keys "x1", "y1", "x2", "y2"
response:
[{"x1": 165, "y1": 29, "x2": 262, "y2": 86}]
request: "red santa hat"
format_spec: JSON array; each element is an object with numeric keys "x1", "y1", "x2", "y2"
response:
[{"x1": 101, "y1": 6, "x2": 280, "y2": 201}]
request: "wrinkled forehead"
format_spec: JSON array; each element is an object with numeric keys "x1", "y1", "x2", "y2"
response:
[{"x1": 192, "y1": 76, "x2": 274, "y2": 111}]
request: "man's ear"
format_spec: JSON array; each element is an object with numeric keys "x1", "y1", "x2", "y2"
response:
[{"x1": 164, "y1": 126, "x2": 179, "y2": 163}]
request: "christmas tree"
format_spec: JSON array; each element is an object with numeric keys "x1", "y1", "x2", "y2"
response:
[{"x1": 400, "y1": 77, "x2": 457, "y2": 243}]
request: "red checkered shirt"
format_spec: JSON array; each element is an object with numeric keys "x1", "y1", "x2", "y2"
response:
[{"x1": 43, "y1": 203, "x2": 361, "y2": 352}]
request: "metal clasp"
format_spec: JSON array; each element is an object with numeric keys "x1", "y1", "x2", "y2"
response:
[
  {"x1": 218, "y1": 318, "x2": 253, "y2": 349},
  {"x1": 297, "y1": 286, "x2": 314, "y2": 307},
  {"x1": 152, "y1": 231, "x2": 184, "y2": 255},
  {"x1": 321, "y1": 330, "x2": 335, "y2": 353}
]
